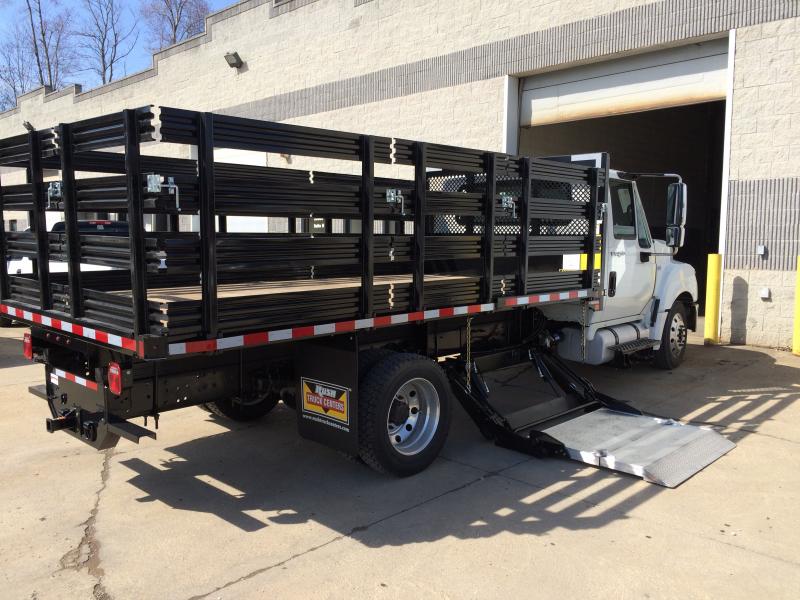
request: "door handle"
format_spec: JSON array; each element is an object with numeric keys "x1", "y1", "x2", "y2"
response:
[
  {"x1": 640, "y1": 251, "x2": 651, "y2": 262},
  {"x1": 608, "y1": 271, "x2": 617, "y2": 297}
]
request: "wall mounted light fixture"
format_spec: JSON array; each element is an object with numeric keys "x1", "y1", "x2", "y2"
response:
[{"x1": 224, "y1": 51, "x2": 244, "y2": 69}]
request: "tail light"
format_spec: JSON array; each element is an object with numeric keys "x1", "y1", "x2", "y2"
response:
[
  {"x1": 23, "y1": 333, "x2": 33, "y2": 360},
  {"x1": 108, "y1": 362, "x2": 122, "y2": 395}
]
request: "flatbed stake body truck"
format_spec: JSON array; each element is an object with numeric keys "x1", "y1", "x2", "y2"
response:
[{"x1": 0, "y1": 106, "x2": 733, "y2": 487}]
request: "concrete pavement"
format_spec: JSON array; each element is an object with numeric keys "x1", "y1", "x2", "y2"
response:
[{"x1": 0, "y1": 325, "x2": 798, "y2": 599}]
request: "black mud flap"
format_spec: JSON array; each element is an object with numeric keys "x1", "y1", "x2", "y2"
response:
[{"x1": 295, "y1": 336, "x2": 360, "y2": 455}]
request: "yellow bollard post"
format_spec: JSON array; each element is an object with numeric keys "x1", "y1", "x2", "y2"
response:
[
  {"x1": 704, "y1": 254, "x2": 722, "y2": 345},
  {"x1": 793, "y1": 256, "x2": 800, "y2": 356}
]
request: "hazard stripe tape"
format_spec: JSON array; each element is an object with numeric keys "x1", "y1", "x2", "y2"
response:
[
  {"x1": 2, "y1": 287, "x2": 592, "y2": 359},
  {"x1": 166, "y1": 288, "x2": 590, "y2": 356},
  {"x1": 498, "y1": 288, "x2": 590, "y2": 307},
  {"x1": 168, "y1": 302, "x2": 497, "y2": 356},
  {"x1": 51, "y1": 368, "x2": 100, "y2": 392},
  {"x1": 0, "y1": 303, "x2": 140, "y2": 355}
]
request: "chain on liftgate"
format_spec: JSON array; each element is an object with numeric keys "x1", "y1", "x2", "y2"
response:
[
  {"x1": 581, "y1": 299, "x2": 587, "y2": 362},
  {"x1": 465, "y1": 316, "x2": 473, "y2": 393}
]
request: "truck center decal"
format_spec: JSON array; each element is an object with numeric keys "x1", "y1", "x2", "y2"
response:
[{"x1": 301, "y1": 378, "x2": 350, "y2": 428}]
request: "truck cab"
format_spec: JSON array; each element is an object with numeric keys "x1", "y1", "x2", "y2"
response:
[{"x1": 543, "y1": 164, "x2": 697, "y2": 369}]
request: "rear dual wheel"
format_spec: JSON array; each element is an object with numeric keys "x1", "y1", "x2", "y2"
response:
[
  {"x1": 203, "y1": 350, "x2": 453, "y2": 476},
  {"x1": 358, "y1": 352, "x2": 452, "y2": 476}
]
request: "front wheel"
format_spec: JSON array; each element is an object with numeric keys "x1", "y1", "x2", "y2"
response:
[
  {"x1": 358, "y1": 353, "x2": 452, "y2": 476},
  {"x1": 654, "y1": 301, "x2": 688, "y2": 370}
]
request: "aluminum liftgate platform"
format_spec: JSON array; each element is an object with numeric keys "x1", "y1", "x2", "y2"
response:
[
  {"x1": 541, "y1": 409, "x2": 735, "y2": 487},
  {"x1": 449, "y1": 347, "x2": 735, "y2": 488}
]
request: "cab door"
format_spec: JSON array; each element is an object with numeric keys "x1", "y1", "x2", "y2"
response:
[{"x1": 598, "y1": 179, "x2": 656, "y2": 323}]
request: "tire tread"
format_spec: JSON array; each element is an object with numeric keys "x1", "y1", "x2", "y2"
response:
[{"x1": 654, "y1": 301, "x2": 688, "y2": 370}]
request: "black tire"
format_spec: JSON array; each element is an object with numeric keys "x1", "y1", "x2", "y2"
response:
[
  {"x1": 206, "y1": 393, "x2": 280, "y2": 422},
  {"x1": 0, "y1": 316, "x2": 13, "y2": 328},
  {"x1": 358, "y1": 348, "x2": 395, "y2": 381},
  {"x1": 654, "y1": 301, "x2": 688, "y2": 370},
  {"x1": 358, "y1": 353, "x2": 451, "y2": 477}
]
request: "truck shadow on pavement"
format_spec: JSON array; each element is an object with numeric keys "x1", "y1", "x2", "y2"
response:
[
  {"x1": 0, "y1": 330, "x2": 33, "y2": 369},
  {"x1": 117, "y1": 343, "x2": 799, "y2": 544}
]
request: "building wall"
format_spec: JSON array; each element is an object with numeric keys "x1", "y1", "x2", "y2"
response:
[
  {"x1": 0, "y1": 0, "x2": 659, "y2": 136},
  {"x1": 722, "y1": 16, "x2": 800, "y2": 348},
  {"x1": 2, "y1": 0, "x2": 797, "y2": 136},
  {"x1": 721, "y1": 269, "x2": 797, "y2": 349}
]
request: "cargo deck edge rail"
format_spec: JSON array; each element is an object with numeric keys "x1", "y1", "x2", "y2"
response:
[{"x1": 0, "y1": 105, "x2": 603, "y2": 358}]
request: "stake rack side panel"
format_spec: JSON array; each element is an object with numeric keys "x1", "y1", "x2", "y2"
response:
[{"x1": 0, "y1": 105, "x2": 600, "y2": 357}]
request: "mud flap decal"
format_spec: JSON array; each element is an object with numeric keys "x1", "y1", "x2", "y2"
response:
[
  {"x1": 296, "y1": 337, "x2": 359, "y2": 455},
  {"x1": 301, "y1": 378, "x2": 350, "y2": 430}
]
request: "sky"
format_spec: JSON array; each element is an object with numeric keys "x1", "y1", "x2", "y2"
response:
[{"x1": 0, "y1": 0, "x2": 232, "y2": 90}]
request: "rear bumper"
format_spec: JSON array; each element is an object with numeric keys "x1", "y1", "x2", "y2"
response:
[
  {"x1": 34, "y1": 364, "x2": 157, "y2": 449},
  {"x1": 36, "y1": 363, "x2": 121, "y2": 449}
]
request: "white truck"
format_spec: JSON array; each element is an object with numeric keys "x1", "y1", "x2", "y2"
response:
[{"x1": 542, "y1": 155, "x2": 696, "y2": 371}]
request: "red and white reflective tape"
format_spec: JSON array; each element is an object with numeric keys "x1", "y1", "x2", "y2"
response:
[
  {"x1": 3, "y1": 287, "x2": 592, "y2": 359},
  {"x1": 0, "y1": 303, "x2": 140, "y2": 354},
  {"x1": 498, "y1": 288, "x2": 591, "y2": 307},
  {"x1": 50, "y1": 368, "x2": 100, "y2": 392},
  {"x1": 169, "y1": 302, "x2": 497, "y2": 356}
]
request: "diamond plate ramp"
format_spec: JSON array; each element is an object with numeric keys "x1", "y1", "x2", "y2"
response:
[{"x1": 541, "y1": 408, "x2": 735, "y2": 487}]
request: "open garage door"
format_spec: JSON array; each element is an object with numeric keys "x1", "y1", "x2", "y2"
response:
[
  {"x1": 518, "y1": 38, "x2": 729, "y2": 312},
  {"x1": 521, "y1": 38, "x2": 728, "y2": 126}
]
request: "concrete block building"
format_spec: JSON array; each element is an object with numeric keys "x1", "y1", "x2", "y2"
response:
[{"x1": 0, "y1": 0, "x2": 798, "y2": 348}]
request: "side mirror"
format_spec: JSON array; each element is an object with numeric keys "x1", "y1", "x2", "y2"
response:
[
  {"x1": 666, "y1": 182, "x2": 687, "y2": 248},
  {"x1": 665, "y1": 225, "x2": 685, "y2": 248}
]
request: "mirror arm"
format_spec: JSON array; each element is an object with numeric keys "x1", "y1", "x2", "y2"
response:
[{"x1": 618, "y1": 172, "x2": 683, "y2": 183}]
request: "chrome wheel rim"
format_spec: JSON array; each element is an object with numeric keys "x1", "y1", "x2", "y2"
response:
[
  {"x1": 387, "y1": 377, "x2": 440, "y2": 456},
  {"x1": 669, "y1": 312, "x2": 687, "y2": 359}
]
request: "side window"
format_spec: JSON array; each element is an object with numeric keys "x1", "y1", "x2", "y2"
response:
[
  {"x1": 634, "y1": 190, "x2": 652, "y2": 249},
  {"x1": 610, "y1": 180, "x2": 636, "y2": 240}
]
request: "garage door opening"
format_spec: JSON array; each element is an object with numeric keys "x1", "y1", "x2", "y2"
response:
[{"x1": 519, "y1": 101, "x2": 725, "y2": 312}]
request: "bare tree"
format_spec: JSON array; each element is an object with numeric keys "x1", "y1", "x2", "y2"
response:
[
  {"x1": 0, "y1": 25, "x2": 35, "y2": 110},
  {"x1": 77, "y1": 0, "x2": 137, "y2": 84},
  {"x1": 23, "y1": 0, "x2": 76, "y2": 89},
  {"x1": 141, "y1": 0, "x2": 210, "y2": 51}
]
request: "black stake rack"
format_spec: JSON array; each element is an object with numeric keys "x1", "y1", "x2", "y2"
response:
[{"x1": 0, "y1": 105, "x2": 603, "y2": 357}]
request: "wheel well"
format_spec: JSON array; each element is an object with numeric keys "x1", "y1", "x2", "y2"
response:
[{"x1": 675, "y1": 292, "x2": 696, "y2": 331}]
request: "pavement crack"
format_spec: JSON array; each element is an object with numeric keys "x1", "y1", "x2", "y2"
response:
[
  {"x1": 185, "y1": 474, "x2": 489, "y2": 600},
  {"x1": 439, "y1": 452, "x2": 535, "y2": 474},
  {"x1": 57, "y1": 448, "x2": 113, "y2": 600}
]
